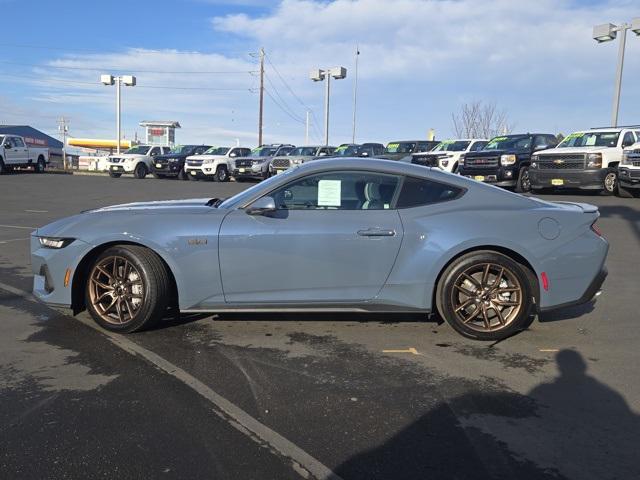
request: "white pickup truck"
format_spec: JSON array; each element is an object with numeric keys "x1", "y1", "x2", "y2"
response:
[
  {"x1": 529, "y1": 127, "x2": 640, "y2": 194},
  {"x1": 0, "y1": 134, "x2": 49, "y2": 174}
]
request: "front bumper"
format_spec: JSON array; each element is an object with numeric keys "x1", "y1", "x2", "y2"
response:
[
  {"x1": 529, "y1": 168, "x2": 607, "y2": 190},
  {"x1": 232, "y1": 164, "x2": 266, "y2": 179},
  {"x1": 618, "y1": 168, "x2": 640, "y2": 189},
  {"x1": 108, "y1": 163, "x2": 135, "y2": 173},
  {"x1": 151, "y1": 162, "x2": 182, "y2": 176},
  {"x1": 459, "y1": 166, "x2": 517, "y2": 187},
  {"x1": 184, "y1": 166, "x2": 207, "y2": 178}
]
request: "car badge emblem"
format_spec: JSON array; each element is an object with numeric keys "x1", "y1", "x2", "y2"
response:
[{"x1": 554, "y1": 159, "x2": 564, "y2": 164}]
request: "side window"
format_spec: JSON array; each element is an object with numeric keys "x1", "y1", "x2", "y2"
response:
[
  {"x1": 533, "y1": 136, "x2": 547, "y2": 148},
  {"x1": 396, "y1": 177, "x2": 463, "y2": 208},
  {"x1": 270, "y1": 171, "x2": 401, "y2": 211},
  {"x1": 517, "y1": 137, "x2": 532, "y2": 149},
  {"x1": 13, "y1": 137, "x2": 25, "y2": 148},
  {"x1": 195, "y1": 146, "x2": 207, "y2": 154},
  {"x1": 149, "y1": 147, "x2": 159, "y2": 156},
  {"x1": 471, "y1": 141, "x2": 487, "y2": 151},
  {"x1": 621, "y1": 132, "x2": 635, "y2": 148}
]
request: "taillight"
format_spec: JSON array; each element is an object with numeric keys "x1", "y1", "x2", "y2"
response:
[{"x1": 591, "y1": 221, "x2": 603, "y2": 237}]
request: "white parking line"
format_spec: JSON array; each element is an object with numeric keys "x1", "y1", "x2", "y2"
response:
[
  {"x1": 0, "y1": 237, "x2": 29, "y2": 244},
  {"x1": 24, "y1": 210, "x2": 49, "y2": 213},
  {"x1": 0, "y1": 224, "x2": 36, "y2": 230},
  {"x1": 0, "y1": 281, "x2": 342, "y2": 480}
]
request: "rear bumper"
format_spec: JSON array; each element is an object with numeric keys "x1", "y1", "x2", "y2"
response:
[
  {"x1": 529, "y1": 168, "x2": 607, "y2": 190},
  {"x1": 539, "y1": 267, "x2": 607, "y2": 312}
]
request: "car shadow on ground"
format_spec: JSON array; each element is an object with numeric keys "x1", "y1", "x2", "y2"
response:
[
  {"x1": 597, "y1": 204, "x2": 640, "y2": 244},
  {"x1": 333, "y1": 349, "x2": 640, "y2": 480}
]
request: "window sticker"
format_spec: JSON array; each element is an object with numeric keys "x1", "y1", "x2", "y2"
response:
[
  {"x1": 564, "y1": 132, "x2": 584, "y2": 141},
  {"x1": 334, "y1": 145, "x2": 348, "y2": 153},
  {"x1": 318, "y1": 179, "x2": 342, "y2": 207},
  {"x1": 585, "y1": 135, "x2": 597, "y2": 146},
  {"x1": 386, "y1": 143, "x2": 400, "y2": 152}
]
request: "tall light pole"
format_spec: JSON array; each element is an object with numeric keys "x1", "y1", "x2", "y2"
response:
[
  {"x1": 592, "y1": 19, "x2": 640, "y2": 127},
  {"x1": 352, "y1": 46, "x2": 360, "y2": 144},
  {"x1": 310, "y1": 67, "x2": 347, "y2": 146},
  {"x1": 101, "y1": 74, "x2": 136, "y2": 154}
]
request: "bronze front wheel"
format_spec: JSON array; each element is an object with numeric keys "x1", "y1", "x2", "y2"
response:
[
  {"x1": 88, "y1": 255, "x2": 145, "y2": 325},
  {"x1": 85, "y1": 245, "x2": 171, "y2": 333},
  {"x1": 437, "y1": 251, "x2": 534, "y2": 340}
]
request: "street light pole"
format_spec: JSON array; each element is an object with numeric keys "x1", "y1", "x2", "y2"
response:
[
  {"x1": 310, "y1": 67, "x2": 347, "y2": 146},
  {"x1": 101, "y1": 74, "x2": 136, "y2": 154},
  {"x1": 593, "y1": 19, "x2": 640, "y2": 127}
]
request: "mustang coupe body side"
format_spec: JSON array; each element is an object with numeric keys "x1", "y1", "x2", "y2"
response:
[{"x1": 31, "y1": 159, "x2": 608, "y2": 340}]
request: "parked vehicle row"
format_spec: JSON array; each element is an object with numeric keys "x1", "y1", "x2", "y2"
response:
[{"x1": 99, "y1": 126, "x2": 640, "y2": 198}]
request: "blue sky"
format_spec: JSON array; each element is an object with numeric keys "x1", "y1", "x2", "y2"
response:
[{"x1": 1, "y1": 0, "x2": 639, "y2": 147}]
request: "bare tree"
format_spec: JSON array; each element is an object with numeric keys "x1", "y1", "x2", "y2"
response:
[{"x1": 451, "y1": 101, "x2": 514, "y2": 139}]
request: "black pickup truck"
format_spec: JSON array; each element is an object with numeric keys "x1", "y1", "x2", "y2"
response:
[
  {"x1": 150, "y1": 144, "x2": 211, "y2": 180},
  {"x1": 458, "y1": 133, "x2": 557, "y2": 192}
]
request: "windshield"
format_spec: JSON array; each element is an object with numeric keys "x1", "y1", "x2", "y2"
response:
[
  {"x1": 277, "y1": 147, "x2": 294, "y2": 156},
  {"x1": 385, "y1": 142, "x2": 416, "y2": 154},
  {"x1": 251, "y1": 147, "x2": 277, "y2": 157},
  {"x1": 433, "y1": 140, "x2": 470, "y2": 152},
  {"x1": 218, "y1": 169, "x2": 297, "y2": 209},
  {"x1": 204, "y1": 147, "x2": 230, "y2": 155},
  {"x1": 124, "y1": 146, "x2": 150, "y2": 155},
  {"x1": 169, "y1": 145, "x2": 194, "y2": 154},
  {"x1": 557, "y1": 132, "x2": 620, "y2": 148},
  {"x1": 289, "y1": 147, "x2": 319, "y2": 156},
  {"x1": 483, "y1": 135, "x2": 531, "y2": 151},
  {"x1": 333, "y1": 145, "x2": 360, "y2": 156}
]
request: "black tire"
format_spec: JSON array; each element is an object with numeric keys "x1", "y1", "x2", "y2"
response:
[
  {"x1": 451, "y1": 163, "x2": 459, "y2": 174},
  {"x1": 0, "y1": 157, "x2": 5, "y2": 175},
  {"x1": 515, "y1": 167, "x2": 531, "y2": 193},
  {"x1": 214, "y1": 165, "x2": 229, "y2": 182},
  {"x1": 436, "y1": 251, "x2": 534, "y2": 341},
  {"x1": 178, "y1": 168, "x2": 188, "y2": 180},
  {"x1": 134, "y1": 163, "x2": 148, "y2": 179},
  {"x1": 153, "y1": 173, "x2": 167, "y2": 179},
  {"x1": 603, "y1": 170, "x2": 617, "y2": 196},
  {"x1": 109, "y1": 171, "x2": 122, "y2": 178},
  {"x1": 85, "y1": 245, "x2": 171, "y2": 333},
  {"x1": 617, "y1": 183, "x2": 637, "y2": 198},
  {"x1": 36, "y1": 156, "x2": 46, "y2": 173}
]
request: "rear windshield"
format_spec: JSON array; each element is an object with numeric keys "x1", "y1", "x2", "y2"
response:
[{"x1": 557, "y1": 132, "x2": 620, "y2": 148}]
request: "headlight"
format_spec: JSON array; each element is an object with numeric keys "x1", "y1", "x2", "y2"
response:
[
  {"x1": 587, "y1": 153, "x2": 602, "y2": 168},
  {"x1": 621, "y1": 152, "x2": 630, "y2": 165},
  {"x1": 459, "y1": 154, "x2": 465, "y2": 165},
  {"x1": 38, "y1": 237, "x2": 75, "y2": 249},
  {"x1": 203, "y1": 158, "x2": 214, "y2": 164},
  {"x1": 500, "y1": 154, "x2": 517, "y2": 166}
]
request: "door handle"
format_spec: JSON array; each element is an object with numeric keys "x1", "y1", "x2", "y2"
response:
[{"x1": 357, "y1": 228, "x2": 396, "y2": 237}]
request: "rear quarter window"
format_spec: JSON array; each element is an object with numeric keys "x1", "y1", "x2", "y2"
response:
[{"x1": 396, "y1": 177, "x2": 464, "y2": 208}]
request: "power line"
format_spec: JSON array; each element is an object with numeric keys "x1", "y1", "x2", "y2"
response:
[
  {"x1": 263, "y1": 88, "x2": 305, "y2": 125},
  {"x1": 264, "y1": 72, "x2": 305, "y2": 123},
  {"x1": 0, "y1": 60, "x2": 256, "y2": 75},
  {"x1": 0, "y1": 73, "x2": 253, "y2": 91},
  {"x1": 0, "y1": 43, "x2": 251, "y2": 56}
]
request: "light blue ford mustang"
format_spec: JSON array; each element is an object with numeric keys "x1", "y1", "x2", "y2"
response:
[{"x1": 31, "y1": 159, "x2": 608, "y2": 340}]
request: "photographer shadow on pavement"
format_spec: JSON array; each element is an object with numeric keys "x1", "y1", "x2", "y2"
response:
[{"x1": 333, "y1": 350, "x2": 639, "y2": 480}]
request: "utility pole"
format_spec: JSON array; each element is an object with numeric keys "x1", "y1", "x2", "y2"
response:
[
  {"x1": 305, "y1": 110, "x2": 310, "y2": 144},
  {"x1": 351, "y1": 45, "x2": 360, "y2": 144},
  {"x1": 58, "y1": 117, "x2": 68, "y2": 170},
  {"x1": 258, "y1": 47, "x2": 265, "y2": 146}
]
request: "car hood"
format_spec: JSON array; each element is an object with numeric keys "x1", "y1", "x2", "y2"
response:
[
  {"x1": 465, "y1": 149, "x2": 525, "y2": 157},
  {"x1": 34, "y1": 198, "x2": 222, "y2": 237},
  {"x1": 535, "y1": 147, "x2": 606, "y2": 155},
  {"x1": 154, "y1": 153, "x2": 188, "y2": 161},
  {"x1": 189, "y1": 154, "x2": 227, "y2": 160}
]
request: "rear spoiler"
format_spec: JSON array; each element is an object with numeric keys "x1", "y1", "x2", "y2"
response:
[{"x1": 550, "y1": 201, "x2": 599, "y2": 214}]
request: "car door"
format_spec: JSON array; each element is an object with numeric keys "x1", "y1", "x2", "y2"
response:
[
  {"x1": 12, "y1": 137, "x2": 29, "y2": 163},
  {"x1": 218, "y1": 170, "x2": 404, "y2": 303},
  {"x1": 2, "y1": 137, "x2": 19, "y2": 164}
]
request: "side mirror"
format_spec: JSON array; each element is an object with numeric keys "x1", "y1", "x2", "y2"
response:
[
  {"x1": 246, "y1": 196, "x2": 276, "y2": 216},
  {"x1": 360, "y1": 151, "x2": 369, "y2": 157},
  {"x1": 4, "y1": 143, "x2": 11, "y2": 149},
  {"x1": 319, "y1": 152, "x2": 327, "y2": 156},
  {"x1": 230, "y1": 152, "x2": 237, "y2": 157}
]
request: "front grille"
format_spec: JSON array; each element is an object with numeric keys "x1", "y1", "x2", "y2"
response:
[
  {"x1": 537, "y1": 154, "x2": 585, "y2": 170},
  {"x1": 236, "y1": 159, "x2": 252, "y2": 167},
  {"x1": 272, "y1": 158, "x2": 290, "y2": 168},
  {"x1": 629, "y1": 170, "x2": 640, "y2": 178},
  {"x1": 110, "y1": 158, "x2": 121, "y2": 163},
  {"x1": 186, "y1": 159, "x2": 203, "y2": 167},
  {"x1": 632, "y1": 161, "x2": 640, "y2": 167},
  {"x1": 464, "y1": 156, "x2": 499, "y2": 168}
]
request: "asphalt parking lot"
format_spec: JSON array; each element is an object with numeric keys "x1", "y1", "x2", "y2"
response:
[{"x1": 1, "y1": 172, "x2": 639, "y2": 480}]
